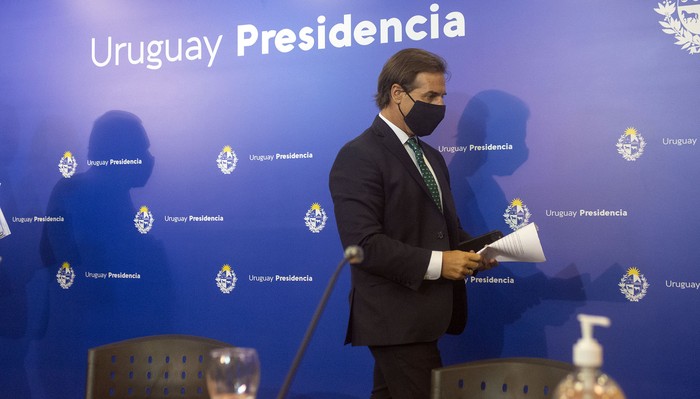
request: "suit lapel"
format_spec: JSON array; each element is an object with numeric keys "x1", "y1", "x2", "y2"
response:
[
  {"x1": 422, "y1": 145, "x2": 449, "y2": 196},
  {"x1": 422, "y1": 140, "x2": 453, "y2": 215},
  {"x1": 372, "y1": 116, "x2": 445, "y2": 212}
]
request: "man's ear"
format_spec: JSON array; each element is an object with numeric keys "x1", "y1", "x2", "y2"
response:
[{"x1": 390, "y1": 83, "x2": 405, "y2": 104}]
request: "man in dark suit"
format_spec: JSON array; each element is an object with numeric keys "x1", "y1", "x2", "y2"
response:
[{"x1": 329, "y1": 48, "x2": 497, "y2": 398}]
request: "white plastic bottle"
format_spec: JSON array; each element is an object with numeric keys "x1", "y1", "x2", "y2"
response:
[{"x1": 553, "y1": 314, "x2": 626, "y2": 399}]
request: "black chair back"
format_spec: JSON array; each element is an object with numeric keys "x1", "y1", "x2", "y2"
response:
[
  {"x1": 431, "y1": 357, "x2": 574, "y2": 399},
  {"x1": 86, "y1": 334, "x2": 231, "y2": 399}
]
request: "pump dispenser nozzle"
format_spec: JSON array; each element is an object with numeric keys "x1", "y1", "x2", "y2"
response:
[
  {"x1": 555, "y1": 313, "x2": 626, "y2": 398},
  {"x1": 573, "y1": 314, "x2": 610, "y2": 368}
]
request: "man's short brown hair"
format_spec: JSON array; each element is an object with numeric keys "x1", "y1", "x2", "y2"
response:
[{"x1": 374, "y1": 48, "x2": 448, "y2": 109}]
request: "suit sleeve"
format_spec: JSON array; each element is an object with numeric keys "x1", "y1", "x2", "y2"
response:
[{"x1": 329, "y1": 140, "x2": 432, "y2": 291}]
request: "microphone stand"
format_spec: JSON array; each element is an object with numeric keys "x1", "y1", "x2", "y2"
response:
[{"x1": 276, "y1": 246, "x2": 363, "y2": 399}]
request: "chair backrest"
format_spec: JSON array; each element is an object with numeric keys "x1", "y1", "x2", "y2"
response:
[
  {"x1": 431, "y1": 357, "x2": 574, "y2": 399},
  {"x1": 85, "y1": 334, "x2": 231, "y2": 399}
]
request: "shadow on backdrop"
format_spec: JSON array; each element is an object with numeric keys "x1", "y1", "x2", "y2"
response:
[
  {"x1": 2, "y1": 113, "x2": 84, "y2": 398},
  {"x1": 0, "y1": 103, "x2": 40, "y2": 398},
  {"x1": 443, "y1": 90, "x2": 585, "y2": 364},
  {"x1": 37, "y1": 111, "x2": 174, "y2": 399}
]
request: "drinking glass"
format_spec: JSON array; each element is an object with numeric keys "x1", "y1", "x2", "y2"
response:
[{"x1": 207, "y1": 347, "x2": 260, "y2": 399}]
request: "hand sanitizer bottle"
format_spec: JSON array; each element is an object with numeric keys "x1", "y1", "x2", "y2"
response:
[{"x1": 553, "y1": 314, "x2": 626, "y2": 399}]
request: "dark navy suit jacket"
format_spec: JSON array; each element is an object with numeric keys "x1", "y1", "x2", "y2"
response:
[{"x1": 329, "y1": 115, "x2": 471, "y2": 346}]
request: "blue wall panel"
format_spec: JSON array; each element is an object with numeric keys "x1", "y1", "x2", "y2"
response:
[{"x1": 1, "y1": 1, "x2": 699, "y2": 398}]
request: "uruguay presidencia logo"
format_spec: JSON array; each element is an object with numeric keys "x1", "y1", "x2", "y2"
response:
[
  {"x1": 304, "y1": 202, "x2": 328, "y2": 233},
  {"x1": 619, "y1": 267, "x2": 650, "y2": 302},
  {"x1": 216, "y1": 145, "x2": 238, "y2": 174},
  {"x1": 655, "y1": 0, "x2": 700, "y2": 54},
  {"x1": 58, "y1": 151, "x2": 77, "y2": 178},
  {"x1": 56, "y1": 262, "x2": 75, "y2": 289},
  {"x1": 616, "y1": 127, "x2": 647, "y2": 161},
  {"x1": 503, "y1": 198, "x2": 531, "y2": 231},
  {"x1": 134, "y1": 205, "x2": 154, "y2": 234},
  {"x1": 215, "y1": 264, "x2": 238, "y2": 294}
]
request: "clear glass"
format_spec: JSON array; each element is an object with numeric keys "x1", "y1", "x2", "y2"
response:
[
  {"x1": 553, "y1": 367, "x2": 626, "y2": 399},
  {"x1": 207, "y1": 347, "x2": 260, "y2": 399}
]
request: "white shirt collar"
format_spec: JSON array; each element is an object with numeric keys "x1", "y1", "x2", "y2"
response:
[{"x1": 378, "y1": 112, "x2": 411, "y2": 145}]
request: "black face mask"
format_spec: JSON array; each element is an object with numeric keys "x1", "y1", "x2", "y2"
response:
[{"x1": 400, "y1": 91, "x2": 446, "y2": 137}]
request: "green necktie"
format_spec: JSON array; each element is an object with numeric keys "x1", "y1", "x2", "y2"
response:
[{"x1": 406, "y1": 137, "x2": 442, "y2": 212}]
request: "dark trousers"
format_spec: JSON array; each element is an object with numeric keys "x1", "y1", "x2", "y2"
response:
[{"x1": 368, "y1": 341, "x2": 442, "y2": 399}]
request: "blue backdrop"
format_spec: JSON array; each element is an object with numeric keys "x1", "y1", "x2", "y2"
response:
[{"x1": 1, "y1": 1, "x2": 699, "y2": 398}]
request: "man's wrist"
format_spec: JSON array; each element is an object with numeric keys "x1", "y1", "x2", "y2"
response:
[{"x1": 424, "y1": 251, "x2": 443, "y2": 280}]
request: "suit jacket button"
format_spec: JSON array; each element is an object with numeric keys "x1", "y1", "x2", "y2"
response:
[{"x1": 437, "y1": 231, "x2": 445, "y2": 239}]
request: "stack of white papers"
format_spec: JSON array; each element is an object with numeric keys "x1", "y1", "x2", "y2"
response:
[
  {"x1": 0, "y1": 207, "x2": 10, "y2": 239},
  {"x1": 478, "y1": 222, "x2": 545, "y2": 262}
]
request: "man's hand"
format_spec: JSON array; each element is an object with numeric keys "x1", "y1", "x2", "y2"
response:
[
  {"x1": 441, "y1": 250, "x2": 499, "y2": 280},
  {"x1": 477, "y1": 256, "x2": 498, "y2": 273},
  {"x1": 441, "y1": 250, "x2": 482, "y2": 280}
]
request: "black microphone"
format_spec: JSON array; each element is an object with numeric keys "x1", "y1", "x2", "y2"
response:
[{"x1": 276, "y1": 245, "x2": 363, "y2": 399}]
